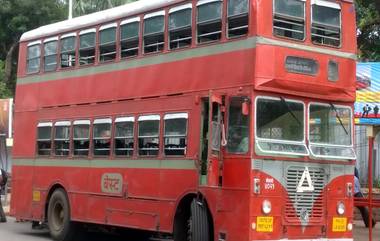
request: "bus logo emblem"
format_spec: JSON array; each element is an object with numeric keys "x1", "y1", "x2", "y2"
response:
[{"x1": 296, "y1": 167, "x2": 314, "y2": 193}]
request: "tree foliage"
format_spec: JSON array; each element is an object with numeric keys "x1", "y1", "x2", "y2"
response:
[
  {"x1": 356, "y1": 0, "x2": 380, "y2": 61},
  {"x1": 73, "y1": 0, "x2": 137, "y2": 17}
]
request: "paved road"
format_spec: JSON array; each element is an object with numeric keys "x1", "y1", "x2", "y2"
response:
[{"x1": 0, "y1": 216, "x2": 379, "y2": 241}]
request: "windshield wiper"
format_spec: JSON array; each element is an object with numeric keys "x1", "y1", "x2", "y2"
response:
[
  {"x1": 280, "y1": 97, "x2": 301, "y2": 126},
  {"x1": 329, "y1": 103, "x2": 349, "y2": 135}
]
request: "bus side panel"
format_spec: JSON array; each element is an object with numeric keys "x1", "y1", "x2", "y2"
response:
[{"x1": 10, "y1": 165, "x2": 34, "y2": 220}]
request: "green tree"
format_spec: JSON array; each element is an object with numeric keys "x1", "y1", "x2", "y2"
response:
[
  {"x1": 356, "y1": 0, "x2": 380, "y2": 61},
  {"x1": 73, "y1": 0, "x2": 137, "y2": 17},
  {"x1": 0, "y1": 0, "x2": 66, "y2": 93}
]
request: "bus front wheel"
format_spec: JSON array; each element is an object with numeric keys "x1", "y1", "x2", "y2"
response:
[
  {"x1": 47, "y1": 188, "x2": 80, "y2": 241},
  {"x1": 188, "y1": 199, "x2": 210, "y2": 241}
]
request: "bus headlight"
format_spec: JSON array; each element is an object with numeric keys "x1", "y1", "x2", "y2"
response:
[
  {"x1": 262, "y1": 200, "x2": 272, "y2": 214},
  {"x1": 337, "y1": 202, "x2": 345, "y2": 215}
]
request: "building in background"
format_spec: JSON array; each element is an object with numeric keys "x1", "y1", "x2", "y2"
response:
[
  {"x1": 0, "y1": 98, "x2": 13, "y2": 172},
  {"x1": 355, "y1": 63, "x2": 380, "y2": 185}
]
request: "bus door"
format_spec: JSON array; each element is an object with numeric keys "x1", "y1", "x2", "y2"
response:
[{"x1": 199, "y1": 93, "x2": 226, "y2": 187}]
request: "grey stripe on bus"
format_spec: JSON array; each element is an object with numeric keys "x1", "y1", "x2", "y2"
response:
[
  {"x1": 12, "y1": 158, "x2": 197, "y2": 170},
  {"x1": 17, "y1": 36, "x2": 357, "y2": 85}
]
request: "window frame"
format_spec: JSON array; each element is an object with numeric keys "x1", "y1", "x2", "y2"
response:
[
  {"x1": 36, "y1": 122, "x2": 53, "y2": 156},
  {"x1": 168, "y1": 3, "x2": 193, "y2": 50},
  {"x1": 196, "y1": 0, "x2": 224, "y2": 44},
  {"x1": 138, "y1": 114, "x2": 161, "y2": 156},
  {"x1": 72, "y1": 119, "x2": 91, "y2": 157},
  {"x1": 79, "y1": 28, "x2": 96, "y2": 66},
  {"x1": 120, "y1": 17, "x2": 141, "y2": 59},
  {"x1": 60, "y1": 32, "x2": 77, "y2": 69},
  {"x1": 27, "y1": 41, "x2": 42, "y2": 74},
  {"x1": 272, "y1": 0, "x2": 306, "y2": 42},
  {"x1": 163, "y1": 112, "x2": 189, "y2": 156},
  {"x1": 114, "y1": 116, "x2": 135, "y2": 157},
  {"x1": 254, "y1": 96, "x2": 309, "y2": 157},
  {"x1": 310, "y1": 0, "x2": 342, "y2": 48},
  {"x1": 308, "y1": 102, "x2": 355, "y2": 160},
  {"x1": 226, "y1": 0, "x2": 250, "y2": 39},
  {"x1": 143, "y1": 11, "x2": 166, "y2": 54},
  {"x1": 53, "y1": 121, "x2": 71, "y2": 157},
  {"x1": 99, "y1": 23, "x2": 118, "y2": 63},
  {"x1": 43, "y1": 37, "x2": 58, "y2": 72}
]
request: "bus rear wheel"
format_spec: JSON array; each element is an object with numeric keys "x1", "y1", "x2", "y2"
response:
[
  {"x1": 47, "y1": 189, "x2": 80, "y2": 241},
  {"x1": 187, "y1": 199, "x2": 210, "y2": 241}
]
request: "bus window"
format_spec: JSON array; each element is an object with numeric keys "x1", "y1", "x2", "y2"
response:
[
  {"x1": 197, "y1": 0, "x2": 223, "y2": 44},
  {"x1": 44, "y1": 38, "x2": 58, "y2": 72},
  {"x1": 60, "y1": 33, "x2": 77, "y2": 68},
  {"x1": 114, "y1": 117, "x2": 135, "y2": 156},
  {"x1": 73, "y1": 120, "x2": 90, "y2": 156},
  {"x1": 273, "y1": 0, "x2": 305, "y2": 41},
  {"x1": 311, "y1": 0, "x2": 341, "y2": 47},
  {"x1": 227, "y1": 97, "x2": 249, "y2": 154},
  {"x1": 99, "y1": 24, "x2": 117, "y2": 62},
  {"x1": 169, "y1": 4, "x2": 192, "y2": 50},
  {"x1": 93, "y1": 118, "x2": 112, "y2": 156},
  {"x1": 309, "y1": 103, "x2": 355, "y2": 159},
  {"x1": 164, "y1": 113, "x2": 188, "y2": 156},
  {"x1": 255, "y1": 97, "x2": 308, "y2": 156},
  {"x1": 54, "y1": 121, "x2": 71, "y2": 156},
  {"x1": 120, "y1": 17, "x2": 140, "y2": 58},
  {"x1": 138, "y1": 115, "x2": 160, "y2": 156},
  {"x1": 227, "y1": 0, "x2": 249, "y2": 38},
  {"x1": 27, "y1": 41, "x2": 41, "y2": 74},
  {"x1": 144, "y1": 11, "x2": 165, "y2": 54},
  {"x1": 37, "y1": 122, "x2": 52, "y2": 156},
  {"x1": 79, "y1": 29, "x2": 96, "y2": 65}
]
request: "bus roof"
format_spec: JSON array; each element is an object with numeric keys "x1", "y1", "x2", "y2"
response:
[{"x1": 20, "y1": 0, "x2": 179, "y2": 42}]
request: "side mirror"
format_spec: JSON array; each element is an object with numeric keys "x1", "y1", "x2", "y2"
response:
[{"x1": 242, "y1": 99, "x2": 250, "y2": 116}]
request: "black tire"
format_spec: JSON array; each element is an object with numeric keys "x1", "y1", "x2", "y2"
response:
[
  {"x1": 188, "y1": 199, "x2": 210, "y2": 241},
  {"x1": 47, "y1": 189, "x2": 80, "y2": 241}
]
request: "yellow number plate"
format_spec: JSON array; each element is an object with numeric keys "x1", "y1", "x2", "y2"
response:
[
  {"x1": 257, "y1": 216, "x2": 273, "y2": 232},
  {"x1": 332, "y1": 217, "x2": 347, "y2": 232}
]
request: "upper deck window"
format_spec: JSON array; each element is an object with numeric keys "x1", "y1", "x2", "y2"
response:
[
  {"x1": 273, "y1": 0, "x2": 305, "y2": 41},
  {"x1": 54, "y1": 121, "x2": 70, "y2": 156},
  {"x1": 309, "y1": 103, "x2": 355, "y2": 159},
  {"x1": 99, "y1": 24, "x2": 117, "y2": 62},
  {"x1": 27, "y1": 41, "x2": 41, "y2": 74},
  {"x1": 255, "y1": 97, "x2": 308, "y2": 156},
  {"x1": 114, "y1": 117, "x2": 135, "y2": 156},
  {"x1": 164, "y1": 113, "x2": 188, "y2": 156},
  {"x1": 79, "y1": 29, "x2": 96, "y2": 65},
  {"x1": 44, "y1": 38, "x2": 58, "y2": 72},
  {"x1": 73, "y1": 120, "x2": 90, "y2": 156},
  {"x1": 311, "y1": 0, "x2": 341, "y2": 47},
  {"x1": 120, "y1": 17, "x2": 140, "y2": 58},
  {"x1": 37, "y1": 122, "x2": 52, "y2": 156},
  {"x1": 227, "y1": 0, "x2": 249, "y2": 38},
  {"x1": 197, "y1": 0, "x2": 223, "y2": 43},
  {"x1": 60, "y1": 33, "x2": 77, "y2": 68},
  {"x1": 144, "y1": 11, "x2": 165, "y2": 54},
  {"x1": 138, "y1": 115, "x2": 160, "y2": 156},
  {"x1": 169, "y1": 4, "x2": 192, "y2": 50},
  {"x1": 93, "y1": 118, "x2": 112, "y2": 156}
]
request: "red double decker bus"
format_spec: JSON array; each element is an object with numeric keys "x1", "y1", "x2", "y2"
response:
[{"x1": 11, "y1": 0, "x2": 357, "y2": 240}]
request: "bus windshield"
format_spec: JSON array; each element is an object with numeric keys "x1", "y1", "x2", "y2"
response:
[
  {"x1": 309, "y1": 103, "x2": 355, "y2": 159},
  {"x1": 255, "y1": 97, "x2": 308, "y2": 156}
]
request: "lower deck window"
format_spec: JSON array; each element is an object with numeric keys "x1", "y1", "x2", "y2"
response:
[
  {"x1": 37, "y1": 123, "x2": 52, "y2": 156},
  {"x1": 164, "y1": 113, "x2": 188, "y2": 156},
  {"x1": 114, "y1": 117, "x2": 135, "y2": 156},
  {"x1": 138, "y1": 115, "x2": 160, "y2": 156},
  {"x1": 227, "y1": 97, "x2": 249, "y2": 153},
  {"x1": 93, "y1": 119, "x2": 112, "y2": 156},
  {"x1": 73, "y1": 121, "x2": 90, "y2": 156},
  {"x1": 54, "y1": 122, "x2": 70, "y2": 156}
]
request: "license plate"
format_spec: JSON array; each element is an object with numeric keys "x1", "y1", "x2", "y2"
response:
[
  {"x1": 332, "y1": 217, "x2": 347, "y2": 232},
  {"x1": 257, "y1": 216, "x2": 273, "y2": 232}
]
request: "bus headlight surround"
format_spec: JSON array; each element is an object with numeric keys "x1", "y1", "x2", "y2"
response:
[
  {"x1": 337, "y1": 202, "x2": 345, "y2": 215},
  {"x1": 262, "y1": 200, "x2": 272, "y2": 214}
]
